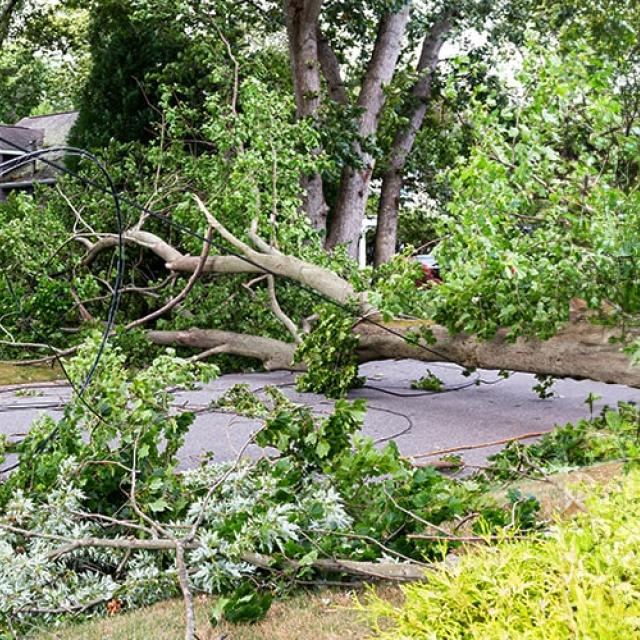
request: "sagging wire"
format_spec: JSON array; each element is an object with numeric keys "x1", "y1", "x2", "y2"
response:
[
  {"x1": 0, "y1": 145, "x2": 124, "y2": 392},
  {"x1": 0, "y1": 145, "x2": 125, "y2": 473},
  {"x1": 0, "y1": 133, "x2": 454, "y2": 364}
]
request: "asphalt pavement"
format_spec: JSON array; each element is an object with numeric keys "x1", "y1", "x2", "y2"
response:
[{"x1": 1, "y1": 359, "x2": 638, "y2": 471}]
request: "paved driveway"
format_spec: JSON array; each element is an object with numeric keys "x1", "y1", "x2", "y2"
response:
[{"x1": 1, "y1": 360, "x2": 638, "y2": 470}]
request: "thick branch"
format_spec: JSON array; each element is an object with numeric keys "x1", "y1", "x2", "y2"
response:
[
  {"x1": 78, "y1": 220, "x2": 371, "y2": 313},
  {"x1": 317, "y1": 30, "x2": 348, "y2": 104},
  {"x1": 354, "y1": 320, "x2": 640, "y2": 388},
  {"x1": 146, "y1": 328, "x2": 302, "y2": 371},
  {"x1": 80, "y1": 229, "x2": 265, "y2": 276},
  {"x1": 80, "y1": 230, "x2": 183, "y2": 267},
  {"x1": 242, "y1": 551, "x2": 428, "y2": 581},
  {"x1": 374, "y1": 15, "x2": 453, "y2": 266},
  {"x1": 191, "y1": 197, "x2": 371, "y2": 309},
  {"x1": 357, "y1": 5, "x2": 412, "y2": 134},
  {"x1": 327, "y1": 4, "x2": 412, "y2": 254},
  {"x1": 285, "y1": 0, "x2": 324, "y2": 119}
]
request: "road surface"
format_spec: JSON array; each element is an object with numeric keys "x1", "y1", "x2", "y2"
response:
[{"x1": 1, "y1": 360, "x2": 638, "y2": 470}]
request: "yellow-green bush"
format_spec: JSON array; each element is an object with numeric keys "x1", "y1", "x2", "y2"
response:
[{"x1": 363, "y1": 469, "x2": 640, "y2": 639}]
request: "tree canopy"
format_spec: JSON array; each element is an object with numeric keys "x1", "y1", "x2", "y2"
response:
[{"x1": 1, "y1": 1, "x2": 640, "y2": 637}]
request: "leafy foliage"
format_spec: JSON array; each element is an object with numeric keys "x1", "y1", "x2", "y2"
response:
[
  {"x1": 294, "y1": 307, "x2": 363, "y2": 398},
  {"x1": 363, "y1": 468, "x2": 640, "y2": 639},
  {"x1": 410, "y1": 369, "x2": 444, "y2": 392},
  {"x1": 0, "y1": 3, "x2": 88, "y2": 123},
  {"x1": 484, "y1": 402, "x2": 640, "y2": 481},
  {"x1": 429, "y1": 33, "x2": 640, "y2": 340},
  {"x1": 209, "y1": 583, "x2": 273, "y2": 626},
  {"x1": 0, "y1": 337, "x2": 551, "y2": 635}
]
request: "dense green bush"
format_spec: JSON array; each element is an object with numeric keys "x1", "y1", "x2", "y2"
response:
[{"x1": 363, "y1": 468, "x2": 640, "y2": 639}]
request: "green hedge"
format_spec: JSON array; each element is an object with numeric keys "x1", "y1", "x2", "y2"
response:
[{"x1": 363, "y1": 468, "x2": 640, "y2": 639}]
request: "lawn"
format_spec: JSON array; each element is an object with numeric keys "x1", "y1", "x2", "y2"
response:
[
  {"x1": 33, "y1": 587, "x2": 400, "y2": 640},
  {"x1": 0, "y1": 363, "x2": 61, "y2": 386}
]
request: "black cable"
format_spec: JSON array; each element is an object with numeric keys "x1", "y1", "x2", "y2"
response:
[
  {"x1": 0, "y1": 133, "x2": 453, "y2": 364},
  {"x1": 0, "y1": 145, "x2": 125, "y2": 473},
  {"x1": 368, "y1": 405, "x2": 415, "y2": 443},
  {"x1": 362, "y1": 375, "x2": 485, "y2": 397},
  {"x1": 0, "y1": 145, "x2": 125, "y2": 392}
]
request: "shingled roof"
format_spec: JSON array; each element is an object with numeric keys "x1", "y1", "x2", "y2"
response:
[
  {"x1": 0, "y1": 125, "x2": 44, "y2": 155},
  {"x1": 15, "y1": 110, "x2": 78, "y2": 149},
  {"x1": 0, "y1": 111, "x2": 78, "y2": 197}
]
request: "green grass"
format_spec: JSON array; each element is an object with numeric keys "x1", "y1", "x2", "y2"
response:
[
  {"x1": 32, "y1": 588, "x2": 400, "y2": 640},
  {"x1": 362, "y1": 467, "x2": 640, "y2": 639},
  {"x1": 0, "y1": 363, "x2": 61, "y2": 386}
]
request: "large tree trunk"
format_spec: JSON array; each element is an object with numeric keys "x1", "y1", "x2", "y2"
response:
[
  {"x1": 374, "y1": 16, "x2": 453, "y2": 266},
  {"x1": 81, "y1": 205, "x2": 640, "y2": 389},
  {"x1": 326, "y1": 5, "x2": 412, "y2": 257},
  {"x1": 285, "y1": 0, "x2": 329, "y2": 232},
  {"x1": 147, "y1": 319, "x2": 640, "y2": 388}
]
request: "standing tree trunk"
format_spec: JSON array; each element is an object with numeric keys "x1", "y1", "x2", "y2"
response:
[
  {"x1": 285, "y1": 0, "x2": 329, "y2": 233},
  {"x1": 326, "y1": 4, "x2": 411, "y2": 257},
  {"x1": 374, "y1": 15, "x2": 453, "y2": 266},
  {"x1": 0, "y1": 0, "x2": 23, "y2": 48}
]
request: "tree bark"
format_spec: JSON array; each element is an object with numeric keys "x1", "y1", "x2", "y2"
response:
[
  {"x1": 326, "y1": 4, "x2": 412, "y2": 257},
  {"x1": 147, "y1": 328, "x2": 302, "y2": 371},
  {"x1": 317, "y1": 30, "x2": 348, "y2": 105},
  {"x1": 285, "y1": 0, "x2": 329, "y2": 232},
  {"x1": 148, "y1": 319, "x2": 640, "y2": 389},
  {"x1": 374, "y1": 15, "x2": 453, "y2": 266},
  {"x1": 0, "y1": 0, "x2": 22, "y2": 48}
]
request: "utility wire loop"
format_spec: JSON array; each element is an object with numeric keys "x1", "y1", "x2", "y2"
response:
[{"x1": 0, "y1": 141, "x2": 125, "y2": 394}]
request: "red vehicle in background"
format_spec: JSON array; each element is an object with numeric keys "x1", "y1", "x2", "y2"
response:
[{"x1": 415, "y1": 254, "x2": 442, "y2": 286}]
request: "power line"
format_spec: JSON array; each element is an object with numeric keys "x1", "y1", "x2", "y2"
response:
[
  {"x1": 0, "y1": 134, "x2": 453, "y2": 363},
  {"x1": 0, "y1": 144, "x2": 125, "y2": 473}
]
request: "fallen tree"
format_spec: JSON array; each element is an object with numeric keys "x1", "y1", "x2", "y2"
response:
[
  {"x1": 148, "y1": 319, "x2": 640, "y2": 389},
  {"x1": 2, "y1": 339, "x2": 557, "y2": 638},
  {"x1": 77, "y1": 196, "x2": 640, "y2": 389}
]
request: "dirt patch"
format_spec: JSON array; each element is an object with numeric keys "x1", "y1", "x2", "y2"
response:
[{"x1": 496, "y1": 460, "x2": 625, "y2": 519}]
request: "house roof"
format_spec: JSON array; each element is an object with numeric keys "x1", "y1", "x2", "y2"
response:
[
  {"x1": 0, "y1": 111, "x2": 78, "y2": 186},
  {"x1": 15, "y1": 110, "x2": 78, "y2": 149},
  {"x1": 0, "y1": 125, "x2": 44, "y2": 154}
]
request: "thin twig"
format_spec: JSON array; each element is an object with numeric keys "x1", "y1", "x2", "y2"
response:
[{"x1": 407, "y1": 430, "x2": 552, "y2": 460}]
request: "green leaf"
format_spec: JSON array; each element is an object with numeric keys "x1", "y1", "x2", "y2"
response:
[{"x1": 148, "y1": 497, "x2": 169, "y2": 513}]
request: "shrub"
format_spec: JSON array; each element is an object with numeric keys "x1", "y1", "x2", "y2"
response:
[{"x1": 363, "y1": 469, "x2": 640, "y2": 639}]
